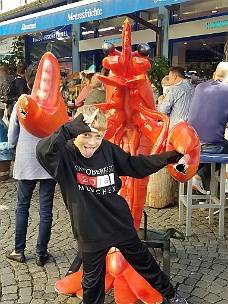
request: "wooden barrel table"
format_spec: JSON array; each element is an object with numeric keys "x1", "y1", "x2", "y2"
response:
[
  {"x1": 146, "y1": 166, "x2": 178, "y2": 208},
  {"x1": 0, "y1": 160, "x2": 11, "y2": 181}
]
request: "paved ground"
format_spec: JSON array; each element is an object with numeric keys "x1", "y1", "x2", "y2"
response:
[{"x1": 0, "y1": 169, "x2": 228, "y2": 304}]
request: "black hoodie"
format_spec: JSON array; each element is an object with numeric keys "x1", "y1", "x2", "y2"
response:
[{"x1": 36, "y1": 114, "x2": 183, "y2": 252}]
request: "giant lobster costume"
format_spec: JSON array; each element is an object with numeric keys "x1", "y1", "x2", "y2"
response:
[{"x1": 17, "y1": 19, "x2": 200, "y2": 304}]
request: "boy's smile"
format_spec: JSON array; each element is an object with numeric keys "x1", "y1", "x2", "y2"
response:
[{"x1": 74, "y1": 131, "x2": 106, "y2": 158}]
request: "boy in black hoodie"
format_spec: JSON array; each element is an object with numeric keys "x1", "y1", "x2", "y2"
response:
[{"x1": 36, "y1": 105, "x2": 188, "y2": 304}]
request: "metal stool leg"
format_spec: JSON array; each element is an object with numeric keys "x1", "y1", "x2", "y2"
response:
[
  {"x1": 179, "y1": 182, "x2": 184, "y2": 225},
  {"x1": 186, "y1": 178, "x2": 193, "y2": 236},
  {"x1": 219, "y1": 163, "x2": 226, "y2": 237}
]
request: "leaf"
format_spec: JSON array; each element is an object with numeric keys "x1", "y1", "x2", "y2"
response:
[
  {"x1": 147, "y1": 56, "x2": 169, "y2": 95},
  {"x1": 0, "y1": 36, "x2": 25, "y2": 74}
]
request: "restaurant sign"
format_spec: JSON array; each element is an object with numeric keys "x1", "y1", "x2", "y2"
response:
[{"x1": 0, "y1": 0, "x2": 189, "y2": 38}]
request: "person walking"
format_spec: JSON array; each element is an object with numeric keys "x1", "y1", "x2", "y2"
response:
[
  {"x1": 6, "y1": 62, "x2": 28, "y2": 117},
  {"x1": 6, "y1": 62, "x2": 56, "y2": 266}
]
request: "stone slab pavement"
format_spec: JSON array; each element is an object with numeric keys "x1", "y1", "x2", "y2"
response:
[{"x1": 0, "y1": 173, "x2": 228, "y2": 304}]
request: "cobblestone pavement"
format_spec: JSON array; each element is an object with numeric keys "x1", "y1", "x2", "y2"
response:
[{"x1": 0, "y1": 173, "x2": 228, "y2": 304}]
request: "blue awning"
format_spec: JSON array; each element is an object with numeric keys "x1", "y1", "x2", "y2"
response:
[{"x1": 0, "y1": 0, "x2": 189, "y2": 38}]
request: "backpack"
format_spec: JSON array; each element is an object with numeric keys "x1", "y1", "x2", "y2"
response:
[{"x1": 0, "y1": 75, "x2": 17, "y2": 105}]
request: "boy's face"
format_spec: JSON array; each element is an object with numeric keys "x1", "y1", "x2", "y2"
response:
[{"x1": 74, "y1": 131, "x2": 105, "y2": 158}]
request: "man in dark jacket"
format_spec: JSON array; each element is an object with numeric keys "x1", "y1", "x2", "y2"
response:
[
  {"x1": 36, "y1": 105, "x2": 188, "y2": 304},
  {"x1": 14, "y1": 62, "x2": 28, "y2": 96},
  {"x1": 6, "y1": 62, "x2": 28, "y2": 117}
]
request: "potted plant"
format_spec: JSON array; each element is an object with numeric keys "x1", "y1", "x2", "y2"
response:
[
  {"x1": 0, "y1": 36, "x2": 25, "y2": 74},
  {"x1": 147, "y1": 56, "x2": 170, "y2": 96}
]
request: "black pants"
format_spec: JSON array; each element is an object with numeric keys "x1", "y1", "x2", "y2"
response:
[{"x1": 82, "y1": 234, "x2": 175, "y2": 304}]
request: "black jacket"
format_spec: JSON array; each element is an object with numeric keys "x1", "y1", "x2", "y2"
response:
[
  {"x1": 36, "y1": 114, "x2": 182, "y2": 252},
  {"x1": 13, "y1": 75, "x2": 28, "y2": 96}
]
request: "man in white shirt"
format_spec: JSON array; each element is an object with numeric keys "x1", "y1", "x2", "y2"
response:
[{"x1": 157, "y1": 67, "x2": 194, "y2": 127}]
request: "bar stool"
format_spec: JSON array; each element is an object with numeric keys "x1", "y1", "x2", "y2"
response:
[{"x1": 179, "y1": 153, "x2": 228, "y2": 237}]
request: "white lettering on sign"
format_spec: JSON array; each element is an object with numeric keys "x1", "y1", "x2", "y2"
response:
[
  {"x1": 21, "y1": 23, "x2": 36, "y2": 30},
  {"x1": 206, "y1": 19, "x2": 228, "y2": 29},
  {"x1": 67, "y1": 7, "x2": 103, "y2": 21}
]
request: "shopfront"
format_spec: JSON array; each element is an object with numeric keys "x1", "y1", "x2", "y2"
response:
[
  {"x1": 27, "y1": 25, "x2": 73, "y2": 73},
  {"x1": 0, "y1": 0, "x2": 189, "y2": 73},
  {"x1": 168, "y1": 1, "x2": 228, "y2": 78}
]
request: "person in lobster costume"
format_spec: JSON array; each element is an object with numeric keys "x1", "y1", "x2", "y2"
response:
[{"x1": 17, "y1": 19, "x2": 200, "y2": 304}]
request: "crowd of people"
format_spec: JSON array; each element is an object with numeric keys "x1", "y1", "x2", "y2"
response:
[
  {"x1": 1, "y1": 57, "x2": 228, "y2": 304},
  {"x1": 157, "y1": 62, "x2": 228, "y2": 194},
  {"x1": 0, "y1": 62, "x2": 28, "y2": 120}
]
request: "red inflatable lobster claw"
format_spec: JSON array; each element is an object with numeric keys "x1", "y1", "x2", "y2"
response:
[{"x1": 17, "y1": 52, "x2": 69, "y2": 138}]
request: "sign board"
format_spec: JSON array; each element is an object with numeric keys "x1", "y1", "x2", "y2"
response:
[
  {"x1": 0, "y1": 0, "x2": 189, "y2": 38},
  {"x1": 0, "y1": 37, "x2": 14, "y2": 55},
  {"x1": 169, "y1": 14, "x2": 228, "y2": 40}
]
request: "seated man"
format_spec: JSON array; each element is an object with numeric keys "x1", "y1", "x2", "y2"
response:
[
  {"x1": 84, "y1": 73, "x2": 106, "y2": 105},
  {"x1": 188, "y1": 62, "x2": 228, "y2": 194}
]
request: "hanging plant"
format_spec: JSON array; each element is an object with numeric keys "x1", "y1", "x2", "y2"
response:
[
  {"x1": 0, "y1": 36, "x2": 25, "y2": 74},
  {"x1": 147, "y1": 56, "x2": 170, "y2": 96}
]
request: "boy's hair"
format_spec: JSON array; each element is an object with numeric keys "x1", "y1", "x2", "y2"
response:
[{"x1": 75, "y1": 105, "x2": 107, "y2": 131}]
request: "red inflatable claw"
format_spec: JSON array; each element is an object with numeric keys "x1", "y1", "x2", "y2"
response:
[
  {"x1": 55, "y1": 248, "x2": 163, "y2": 304},
  {"x1": 17, "y1": 52, "x2": 69, "y2": 138},
  {"x1": 166, "y1": 122, "x2": 200, "y2": 182}
]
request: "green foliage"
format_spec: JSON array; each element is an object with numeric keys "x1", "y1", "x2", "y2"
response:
[
  {"x1": 0, "y1": 1, "x2": 48, "y2": 19},
  {"x1": 0, "y1": 36, "x2": 25, "y2": 74},
  {"x1": 147, "y1": 56, "x2": 170, "y2": 96}
]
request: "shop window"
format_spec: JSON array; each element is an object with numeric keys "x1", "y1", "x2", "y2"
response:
[
  {"x1": 139, "y1": 8, "x2": 158, "y2": 29},
  {"x1": 28, "y1": 26, "x2": 72, "y2": 65},
  {"x1": 81, "y1": 9, "x2": 159, "y2": 40},
  {"x1": 81, "y1": 52, "x2": 95, "y2": 72},
  {"x1": 171, "y1": 0, "x2": 228, "y2": 23},
  {"x1": 171, "y1": 34, "x2": 227, "y2": 79},
  {"x1": 81, "y1": 17, "x2": 132, "y2": 40}
]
